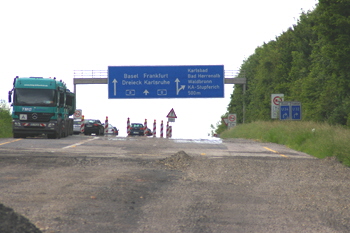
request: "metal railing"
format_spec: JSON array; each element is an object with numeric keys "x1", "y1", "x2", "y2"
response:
[
  {"x1": 74, "y1": 70, "x2": 244, "y2": 79},
  {"x1": 73, "y1": 70, "x2": 107, "y2": 79},
  {"x1": 224, "y1": 70, "x2": 245, "y2": 79}
]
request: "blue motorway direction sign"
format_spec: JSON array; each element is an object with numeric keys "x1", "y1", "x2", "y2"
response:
[
  {"x1": 280, "y1": 103, "x2": 290, "y2": 120},
  {"x1": 108, "y1": 65, "x2": 224, "y2": 99},
  {"x1": 291, "y1": 103, "x2": 302, "y2": 120},
  {"x1": 279, "y1": 101, "x2": 302, "y2": 120}
]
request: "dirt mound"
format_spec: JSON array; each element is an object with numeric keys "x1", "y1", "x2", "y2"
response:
[
  {"x1": 158, "y1": 151, "x2": 193, "y2": 169},
  {"x1": 0, "y1": 203, "x2": 42, "y2": 233}
]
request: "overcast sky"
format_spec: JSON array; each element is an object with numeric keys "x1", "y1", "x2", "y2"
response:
[{"x1": 0, "y1": 0, "x2": 318, "y2": 139}]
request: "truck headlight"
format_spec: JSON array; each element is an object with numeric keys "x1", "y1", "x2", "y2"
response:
[
  {"x1": 48, "y1": 123, "x2": 56, "y2": 127},
  {"x1": 13, "y1": 121, "x2": 21, "y2": 126}
]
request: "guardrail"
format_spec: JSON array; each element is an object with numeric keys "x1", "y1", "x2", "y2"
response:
[{"x1": 73, "y1": 70, "x2": 107, "y2": 79}]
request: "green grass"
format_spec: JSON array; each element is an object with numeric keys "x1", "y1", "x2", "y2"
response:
[
  {"x1": 220, "y1": 120, "x2": 350, "y2": 167},
  {"x1": 0, "y1": 110, "x2": 12, "y2": 138}
]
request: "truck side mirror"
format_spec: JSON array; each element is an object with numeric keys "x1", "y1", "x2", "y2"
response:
[{"x1": 8, "y1": 91, "x2": 12, "y2": 103}]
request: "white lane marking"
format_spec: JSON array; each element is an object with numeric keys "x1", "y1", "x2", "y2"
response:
[{"x1": 62, "y1": 137, "x2": 99, "y2": 149}]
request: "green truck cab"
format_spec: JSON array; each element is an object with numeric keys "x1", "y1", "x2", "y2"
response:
[{"x1": 8, "y1": 76, "x2": 76, "y2": 139}]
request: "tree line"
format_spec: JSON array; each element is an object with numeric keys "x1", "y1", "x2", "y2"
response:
[{"x1": 217, "y1": 0, "x2": 350, "y2": 133}]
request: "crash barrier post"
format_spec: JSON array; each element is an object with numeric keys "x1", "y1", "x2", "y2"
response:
[
  {"x1": 153, "y1": 119, "x2": 156, "y2": 137},
  {"x1": 105, "y1": 116, "x2": 108, "y2": 135},
  {"x1": 160, "y1": 120, "x2": 163, "y2": 138},
  {"x1": 166, "y1": 121, "x2": 169, "y2": 138},
  {"x1": 80, "y1": 115, "x2": 85, "y2": 133},
  {"x1": 127, "y1": 117, "x2": 130, "y2": 135},
  {"x1": 144, "y1": 119, "x2": 147, "y2": 136}
]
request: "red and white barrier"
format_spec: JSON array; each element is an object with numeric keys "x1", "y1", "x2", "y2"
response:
[
  {"x1": 153, "y1": 119, "x2": 156, "y2": 137},
  {"x1": 144, "y1": 119, "x2": 147, "y2": 136},
  {"x1": 160, "y1": 120, "x2": 163, "y2": 138},
  {"x1": 104, "y1": 116, "x2": 108, "y2": 134},
  {"x1": 166, "y1": 121, "x2": 169, "y2": 138},
  {"x1": 127, "y1": 117, "x2": 130, "y2": 135},
  {"x1": 80, "y1": 115, "x2": 85, "y2": 133}
]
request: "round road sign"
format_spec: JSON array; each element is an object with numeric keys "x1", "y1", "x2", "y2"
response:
[
  {"x1": 273, "y1": 96, "x2": 283, "y2": 105},
  {"x1": 74, "y1": 109, "x2": 82, "y2": 118},
  {"x1": 228, "y1": 114, "x2": 236, "y2": 122}
]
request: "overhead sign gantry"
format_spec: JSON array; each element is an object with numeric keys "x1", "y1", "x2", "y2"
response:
[{"x1": 107, "y1": 65, "x2": 224, "y2": 99}]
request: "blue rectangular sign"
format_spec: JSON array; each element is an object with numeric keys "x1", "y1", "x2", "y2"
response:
[
  {"x1": 280, "y1": 104, "x2": 290, "y2": 120},
  {"x1": 279, "y1": 101, "x2": 302, "y2": 120},
  {"x1": 291, "y1": 103, "x2": 302, "y2": 120},
  {"x1": 108, "y1": 65, "x2": 224, "y2": 99}
]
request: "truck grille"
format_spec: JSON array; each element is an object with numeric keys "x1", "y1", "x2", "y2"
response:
[{"x1": 16, "y1": 112, "x2": 54, "y2": 122}]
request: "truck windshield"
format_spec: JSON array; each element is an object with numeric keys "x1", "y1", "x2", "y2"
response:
[{"x1": 15, "y1": 88, "x2": 56, "y2": 106}]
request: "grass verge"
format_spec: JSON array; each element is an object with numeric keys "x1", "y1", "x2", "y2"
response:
[
  {"x1": 220, "y1": 120, "x2": 350, "y2": 167},
  {"x1": 0, "y1": 110, "x2": 12, "y2": 138}
]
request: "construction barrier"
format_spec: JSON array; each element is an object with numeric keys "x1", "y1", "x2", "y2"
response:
[
  {"x1": 160, "y1": 120, "x2": 163, "y2": 138},
  {"x1": 144, "y1": 119, "x2": 147, "y2": 136},
  {"x1": 80, "y1": 115, "x2": 85, "y2": 133},
  {"x1": 153, "y1": 119, "x2": 156, "y2": 137},
  {"x1": 127, "y1": 117, "x2": 130, "y2": 135},
  {"x1": 166, "y1": 121, "x2": 169, "y2": 138},
  {"x1": 124, "y1": 118, "x2": 172, "y2": 138},
  {"x1": 104, "y1": 116, "x2": 108, "y2": 134}
]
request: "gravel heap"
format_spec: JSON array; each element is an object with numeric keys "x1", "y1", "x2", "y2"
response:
[
  {"x1": 0, "y1": 203, "x2": 42, "y2": 233},
  {"x1": 157, "y1": 151, "x2": 193, "y2": 169}
]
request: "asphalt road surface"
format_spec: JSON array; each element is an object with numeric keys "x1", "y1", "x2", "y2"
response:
[{"x1": 0, "y1": 135, "x2": 350, "y2": 233}]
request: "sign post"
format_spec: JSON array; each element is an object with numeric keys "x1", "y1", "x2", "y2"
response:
[
  {"x1": 271, "y1": 94, "x2": 284, "y2": 119},
  {"x1": 279, "y1": 101, "x2": 302, "y2": 120},
  {"x1": 221, "y1": 117, "x2": 228, "y2": 126},
  {"x1": 291, "y1": 102, "x2": 302, "y2": 120},
  {"x1": 73, "y1": 109, "x2": 82, "y2": 119},
  {"x1": 166, "y1": 108, "x2": 177, "y2": 122},
  {"x1": 108, "y1": 65, "x2": 224, "y2": 99},
  {"x1": 227, "y1": 113, "x2": 237, "y2": 128}
]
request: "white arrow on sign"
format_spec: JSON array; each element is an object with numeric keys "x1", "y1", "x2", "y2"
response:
[
  {"x1": 175, "y1": 78, "x2": 186, "y2": 95},
  {"x1": 143, "y1": 89, "x2": 149, "y2": 95},
  {"x1": 113, "y1": 79, "x2": 118, "y2": 96}
]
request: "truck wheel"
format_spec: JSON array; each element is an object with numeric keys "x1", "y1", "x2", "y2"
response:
[{"x1": 48, "y1": 130, "x2": 60, "y2": 139}]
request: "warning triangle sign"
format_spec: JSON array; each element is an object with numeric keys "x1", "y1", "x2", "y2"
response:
[
  {"x1": 222, "y1": 117, "x2": 228, "y2": 126},
  {"x1": 166, "y1": 108, "x2": 177, "y2": 118}
]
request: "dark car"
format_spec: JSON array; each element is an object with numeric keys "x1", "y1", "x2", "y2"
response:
[
  {"x1": 84, "y1": 119, "x2": 104, "y2": 136},
  {"x1": 128, "y1": 123, "x2": 144, "y2": 136},
  {"x1": 145, "y1": 128, "x2": 153, "y2": 136},
  {"x1": 114, "y1": 126, "x2": 119, "y2": 136}
]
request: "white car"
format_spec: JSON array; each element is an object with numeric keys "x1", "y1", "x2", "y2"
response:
[
  {"x1": 105, "y1": 124, "x2": 118, "y2": 135},
  {"x1": 73, "y1": 119, "x2": 82, "y2": 134}
]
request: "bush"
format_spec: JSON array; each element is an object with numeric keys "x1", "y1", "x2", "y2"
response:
[{"x1": 0, "y1": 109, "x2": 12, "y2": 138}]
